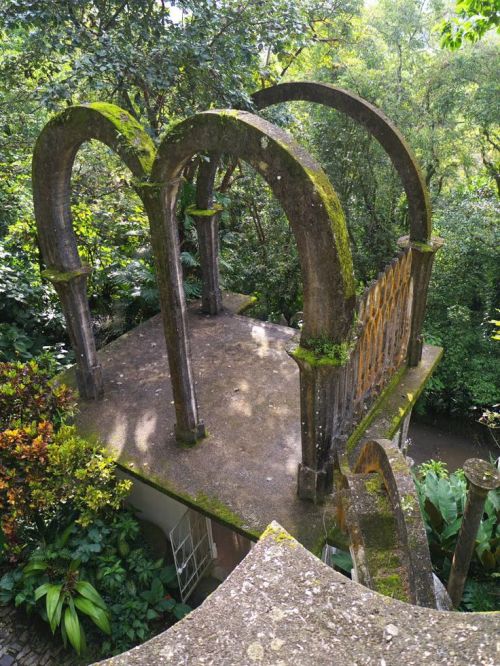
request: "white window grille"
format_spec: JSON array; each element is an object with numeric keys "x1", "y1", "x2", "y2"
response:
[{"x1": 169, "y1": 510, "x2": 215, "y2": 602}]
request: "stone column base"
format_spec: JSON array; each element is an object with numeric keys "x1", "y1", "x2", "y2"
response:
[
  {"x1": 175, "y1": 421, "x2": 207, "y2": 445},
  {"x1": 297, "y1": 462, "x2": 333, "y2": 503}
]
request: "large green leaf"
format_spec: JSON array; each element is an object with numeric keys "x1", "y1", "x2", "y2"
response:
[
  {"x1": 74, "y1": 596, "x2": 111, "y2": 635},
  {"x1": 46, "y1": 584, "x2": 63, "y2": 627},
  {"x1": 173, "y1": 603, "x2": 191, "y2": 620},
  {"x1": 50, "y1": 596, "x2": 64, "y2": 635},
  {"x1": 437, "y1": 477, "x2": 457, "y2": 525},
  {"x1": 64, "y1": 604, "x2": 82, "y2": 655},
  {"x1": 441, "y1": 517, "x2": 462, "y2": 542},
  {"x1": 74, "y1": 580, "x2": 107, "y2": 611},
  {"x1": 24, "y1": 561, "x2": 48, "y2": 576},
  {"x1": 34, "y1": 582, "x2": 51, "y2": 601}
]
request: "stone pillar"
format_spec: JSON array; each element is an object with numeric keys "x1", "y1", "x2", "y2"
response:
[
  {"x1": 290, "y1": 353, "x2": 340, "y2": 503},
  {"x1": 447, "y1": 458, "x2": 500, "y2": 608},
  {"x1": 194, "y1": 156, "x2": 223, "y2": 315},
  {"x1": 398, "y1": 236, "x2": 444, "y2": 367},
  {"x1": 43, "y1": 265, "x2": 103, "y2": 400},
  {"x1": 141, "y1": 188, "x2": 206, "y2": 445}
]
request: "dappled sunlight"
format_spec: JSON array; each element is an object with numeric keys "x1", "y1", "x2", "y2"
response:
[
  {"x1": 250, "y1": 324, "x2": 271, "y2": 358},
  {"x1": 134, "y1": 410, "x2": 159, "y2": 451}
]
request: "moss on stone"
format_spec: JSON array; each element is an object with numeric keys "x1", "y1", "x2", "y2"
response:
[
  {"x1": 185, "y1": 203, "x2": 224, "y2": 217},
  {"x1": 41, "y1": 265, "x2": 90, "y2": 283},
  {"x1": 346, "y1": 366, "x2": 407, "y2": 453},
  {"x1": 290, "y1": 342, "x2": 351, "y2": 367},
  {"x1": 86, "y1": 102, "x2": 156, "y2": 173},
  {"x1": 261, "y1": 523, "x2": 297, "y2": 547}
]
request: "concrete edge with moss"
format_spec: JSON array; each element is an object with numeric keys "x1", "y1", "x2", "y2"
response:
[{"x1": 95, "y1": 521, "x2": 498, "y2": 666}]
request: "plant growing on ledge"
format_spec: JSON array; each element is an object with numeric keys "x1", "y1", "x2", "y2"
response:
[{"x1": 290, "y1": 336, "x2": 353, "y2": 367}]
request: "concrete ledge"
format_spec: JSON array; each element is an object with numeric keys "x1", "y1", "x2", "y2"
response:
[{"x1": 96, "y1": 522, "x2": 498, "y2": 666}]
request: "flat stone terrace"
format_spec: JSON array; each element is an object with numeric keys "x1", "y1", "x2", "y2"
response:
[
  {"x1": 68, "y1": 294, "x2": 441, "y2": 551},
  {"x1": 98, "y1": 522, "x2": 499, "y2": 666}
]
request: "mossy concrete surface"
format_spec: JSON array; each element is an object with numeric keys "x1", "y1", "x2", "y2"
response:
[
  {"x1": 96, "y1": 521, "x2": 498, "y2": 666},
  {"x1": 69, "y1": 294, "x2": 440, "y2": 551}
]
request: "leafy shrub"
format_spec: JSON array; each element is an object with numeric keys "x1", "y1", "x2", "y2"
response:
[
  {"x1": 0, "y1": 357, "x2": 75, "y2": 430},
  {"x1": 415, "y1": 461, "x2": 500, "y2": 610},
  {"x1": 0, "y1": 512, "x2": 190, "y2": 657},
  {"x1": 0, "y1": 422, "x2": 131, "y2": 558}
]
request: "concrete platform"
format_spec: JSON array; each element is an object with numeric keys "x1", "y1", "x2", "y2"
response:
[{"x1": 68, "y1": 295, "x2": 442, "y2": 552}]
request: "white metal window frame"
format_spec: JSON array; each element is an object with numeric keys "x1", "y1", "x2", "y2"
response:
[{"x1": 169, "y1": 509, "x2": 216, "y2": 602}]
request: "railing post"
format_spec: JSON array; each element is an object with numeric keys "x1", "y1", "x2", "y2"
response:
[
  {"x1": 398, "y1": 236, "x2": 444, "y2": 366},
  {"x1": 42, "y1": 265, "x2": 103, "y2": 400},
  {"x1": 447, "y1": 458, "x2": 500, "y2": 608}
]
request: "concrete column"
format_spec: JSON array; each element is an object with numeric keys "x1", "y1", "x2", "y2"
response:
[
  {"x1": 291, "y1": 355, "x2": 341, "y2": 503},
  {"x1": 43, "y1": 265, "x2": 103, "y2": 400},
  {"x1": 194, "y1": 156, "x2": 223, "y2": 315},
  {"x1": 447, "y1": 458, "x2": 500, "y2": 608},
  {"x1": 398, "y1": 236, "x2": 444, "y2": 367}
]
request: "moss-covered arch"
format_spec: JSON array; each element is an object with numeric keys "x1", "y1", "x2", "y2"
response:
[
  {"x1": 152, "y1": 109, "x2": 355, "y2": 343},
  {"x1": 32, "y1": 103, "x2": 156, "y2": 399},
  {"x1": 252, "y1": 81, "x2": 431, "y2": 243}
]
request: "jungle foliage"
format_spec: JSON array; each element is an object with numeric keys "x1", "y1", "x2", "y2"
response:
[
  {"x1": 0, "y1": 0, "x2": 498, "y2": 420},
  {"x1": 0, "y1": 360, "x2": 189, "y2": 657},
  {"x1": 415, "y1": 460, "x2": 500, "y2": 611}
]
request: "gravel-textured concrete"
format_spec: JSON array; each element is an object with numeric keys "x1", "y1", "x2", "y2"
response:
[
  {"x1": 97, "y1": 522, "x2": 499, "y2": 666},
  {"x1": 69, "y1": 297, "x2": 442, "y2": 550}
]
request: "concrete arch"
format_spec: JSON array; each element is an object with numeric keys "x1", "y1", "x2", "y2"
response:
[
  {"x1": 153, "y1": 110, "x2": 355, "y2": 340},
  {"x1": 149, "y1": 109, "x2": 356, "y2": 442},
  {"x1": 252, "y1": 81, "x2": 431, "y2": 242},
  {"x1": 32, "y1": 103, "x2": 156, "y2": 399}
]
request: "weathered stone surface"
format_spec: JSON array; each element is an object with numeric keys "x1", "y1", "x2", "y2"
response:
[
  {"x1": 96, "y1": 522, "x2": 499, "y2": 666},
  {"x1": 67, "y1": 297, "x2": 442, "y2": 551},
  {"x1": 343, "y1": 439, "x2": 436, "y2": 607}
]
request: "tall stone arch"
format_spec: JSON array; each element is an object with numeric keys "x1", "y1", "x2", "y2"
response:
[
  {"x1": 149, "y1": 109, "x2": 356, "y2": 476},
  {"x1": 32, "y1": 103, "x2": 156, "y2": 399},
  {"x1": 195, "y1": 82, "x2": 442, "y2": 366}
]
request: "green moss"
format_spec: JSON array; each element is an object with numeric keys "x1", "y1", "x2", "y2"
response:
[
  {"x1": 261, "y1": 523, "x2": 297, "y2": 547},
  {"x1": 303, "y1": 166, "x2": 355, "y2": 299},
  {"x1": 86, "y1": 103, "x2": 156, "y2": 173},
  {"x1": 41, "y1": 266, "x2": 90, "y2": 283},
  {"x1": 410, "y1": 240, "x2": 435, "y2": 253},
  {"x1": 291, "y1": 338, "x2": 353, "y2": 367},
  {"x1": 374, "y1": 573, "x2": 405, "y2": 599},
  {"x1": 346, "y1": 366, "x2": 407, "y2": 453},
  {"x1": 185, "y1": 203, "x2": 224, "y2": 217},
  {"x1": 193, "y1": 492, "x2": 260, "y2": 537},
  {"x1": 364, "y1": 476, "x2": 383, "y2": 496}
]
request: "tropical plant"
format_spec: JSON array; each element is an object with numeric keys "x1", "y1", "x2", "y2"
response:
[
  {"x1": 0, "y1": 418, "x2": 131, "y2": 558},
  {"x1": 0, "y1": 357, "x2": 75, "y2": 430},
  {"x1": 0, "y1": 513, "x2": 190, "y2": 657},
  {"x1": 414, "y1": 461, "x2": 500, "y2": 610}
]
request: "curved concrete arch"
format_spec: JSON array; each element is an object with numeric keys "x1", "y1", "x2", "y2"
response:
[
  {"x1": 252, "y1": 81, "x2": 431, "y2": 242},
  {"x1": 153, "y1": 110, "x2": 356, "y2": 342},
  {"x1": 32, "y1": 103, "x2": 156, "y2": 398},
  {"x1": 149, "y1": 109, "x2": 356, "y2": 445},
  {"x1": 352, "y1": 438, "x2": 436, "y2": 607}
]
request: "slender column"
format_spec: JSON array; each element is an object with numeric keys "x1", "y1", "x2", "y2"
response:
[
  {"x1": 447, "y1": 458, "x2": 500, "y2": 608},
  {"x1": 290, "y1": 352, "x2": 343, "y2": 503},
  {"x1": 141, "y1": 188, "x2": 206, "y2": 445},
  {"x1": 398, "y1": 236, "x2": 444, "y2": 366},
  {"x1": 43, "y1": 265, "x2": 103, "y2": 400},
  {"x1": 194, "y1": 155, "x2": 223, "y2": 315}
]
